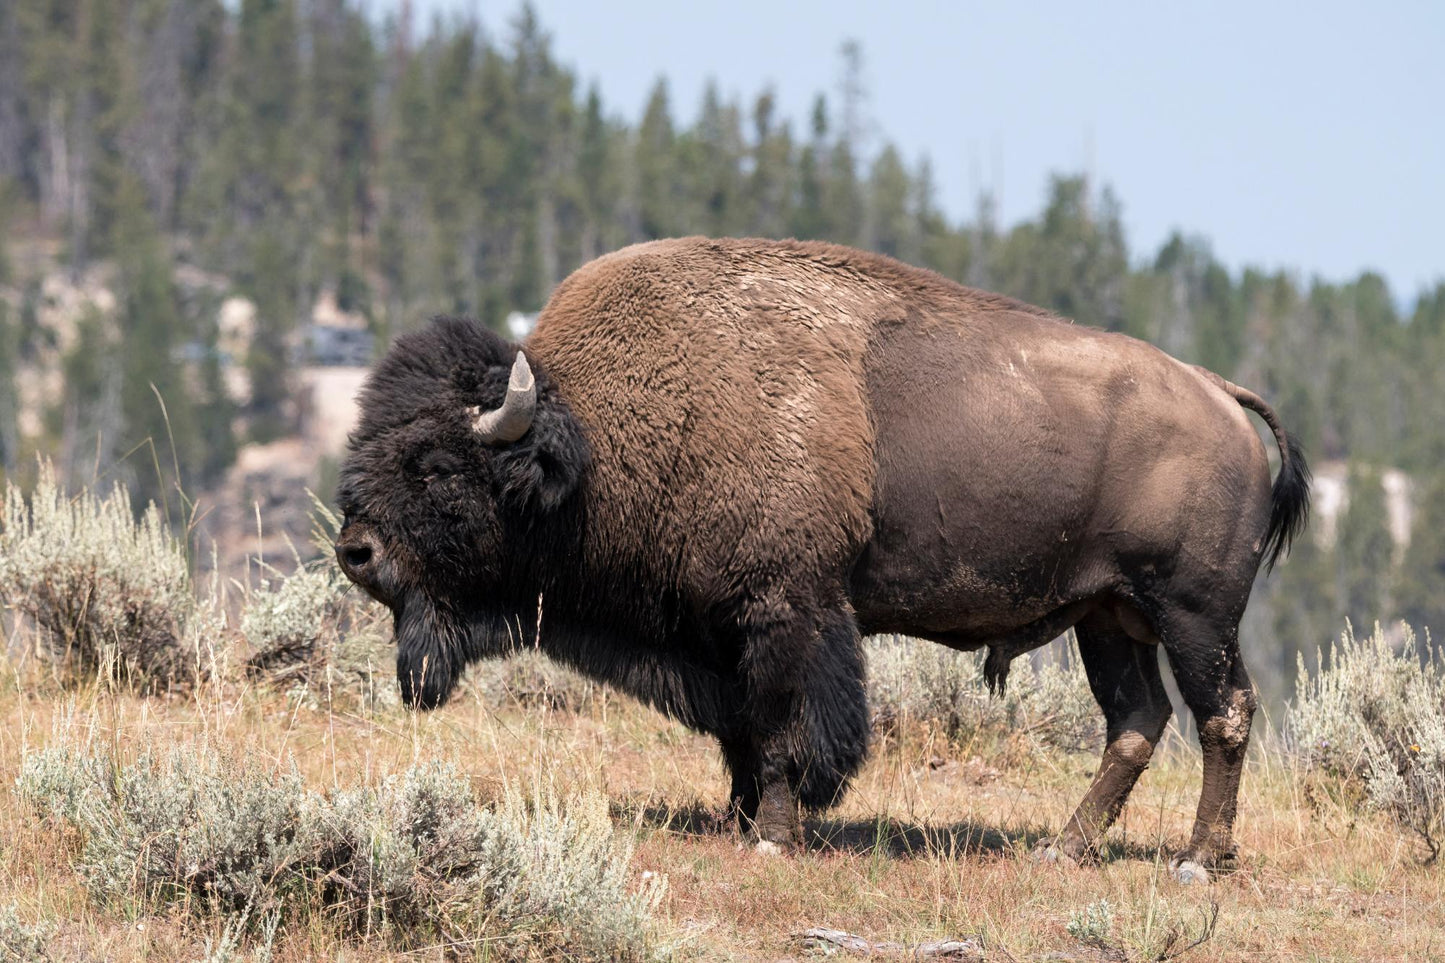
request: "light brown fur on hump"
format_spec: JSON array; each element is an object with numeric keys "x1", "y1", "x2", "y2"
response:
[{"x1": 527, "y1": 238, "x2": 919, "y2": 593}]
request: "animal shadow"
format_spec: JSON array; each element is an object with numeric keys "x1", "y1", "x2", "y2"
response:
[
  {"x1": 808, "y1": 815, "x2": 1042, "y2": 859},
  {"x1": 614, "y1": 796, "x2": 1161, "y2": 865},
  {"x1": 809, "y1": 816, "x2": 1163, "y2": 865},
  {"x1": 613, "y1": 797, "x2": 735, "y2": 838}
]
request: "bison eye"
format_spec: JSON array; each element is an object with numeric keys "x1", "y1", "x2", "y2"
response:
[{"x1": 416, "y1": 450, "x2": 464, "y2": 484}]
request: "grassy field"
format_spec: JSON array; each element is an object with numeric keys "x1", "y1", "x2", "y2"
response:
[{"x1": 2, "y1": 652, "x2": 1441, "y2": 962}]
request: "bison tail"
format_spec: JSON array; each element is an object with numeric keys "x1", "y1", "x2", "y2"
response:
[
  {"x1": 1261, "y1": 429, "x2": 1311, "y2": 572},
  {"x1": 1196, "y1": 367, "x2": 1311, "y2": 572}
]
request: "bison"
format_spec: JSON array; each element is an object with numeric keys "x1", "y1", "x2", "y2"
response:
[{"x1": 335, "y1": 237, "x2": 1308, "y2": 883}]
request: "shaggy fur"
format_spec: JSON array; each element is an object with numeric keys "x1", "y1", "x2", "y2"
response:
[{"x1": 336, "y1": 237, "x2": 1309, "y2": 872}]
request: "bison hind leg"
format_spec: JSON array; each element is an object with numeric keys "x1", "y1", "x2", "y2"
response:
[
  {"x1": 790, "y1": 608, "x2": 871, "y2": 811},
  {"x1": 1158, "y1": 608, "x2": 1258, "y2": 883},
  {"x1": 1041, "y1": 608, "x2": 1172, "y2": 864}
]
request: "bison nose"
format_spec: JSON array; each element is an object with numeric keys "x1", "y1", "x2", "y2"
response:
[
  {"x1": 340, "y1": 542, "x2": 372, "y2": 571},
  {"x1": 336, "y1": 527, "x2": 383, "y2": 586}
]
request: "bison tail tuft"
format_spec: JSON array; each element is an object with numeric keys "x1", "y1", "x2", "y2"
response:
[{"x1": 1262, "y1": 429, "x2": 1311, "y2": 572}]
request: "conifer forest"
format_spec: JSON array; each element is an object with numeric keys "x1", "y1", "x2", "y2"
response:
[{"x1": 1, "y1": 0, "x2": 1442, "y2": 708}]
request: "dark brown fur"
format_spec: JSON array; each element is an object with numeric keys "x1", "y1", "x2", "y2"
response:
[{"x1": 336, "y1": 237, "x2": 1309, "y2": 880}]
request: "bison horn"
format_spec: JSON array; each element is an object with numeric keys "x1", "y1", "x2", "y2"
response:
[{"x1": 470, "y1": 352, "x2": 536, "y2": 443}]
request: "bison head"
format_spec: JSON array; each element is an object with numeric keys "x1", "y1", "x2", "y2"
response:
[{"x1": 334, "y1": 317, "x2": 588, "y2": 709}]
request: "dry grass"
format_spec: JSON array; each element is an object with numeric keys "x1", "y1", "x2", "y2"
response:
[
  {"x1": 2, "y1": 655, "x2": 1442, "y2": 962},
  {"x1": 2, "y1": 475, "x2": 1439, "y2": 959}
]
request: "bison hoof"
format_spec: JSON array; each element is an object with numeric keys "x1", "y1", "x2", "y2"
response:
[
  {"x1": 1032, "y1": 837, "x2": 1084, "y2": 866},
  {"x1": 1169, "y1": 857, "x2": 1211, "y2": 885},
  {"x1": 755, "y1": 839, "x2": 786, "y2": 857}
]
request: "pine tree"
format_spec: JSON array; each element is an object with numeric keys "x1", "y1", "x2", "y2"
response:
[
  {"x1": 1397, "y1": 470, "x2": 1445, "y2": 640},
  {"x1": 51, "y1": 302, "x2": 120, "y2": 490},
  {"x1": 0, "y1": 3, "x2": 24, "y2": 186},
  {"x1": 790, "y1": 95, "x2": 832, "y2": 240},
  {"x1": 1268, "y1": 530, "x2": 1338, "y2": 688},
  {"x1": 1403, "y1": 284, "x2": 1445, "y2": 469},
  {"x1": 244, "y1": 225, "x2": 299, "y2": 443},
  {"x1": 746, "y1": 89, "x2": 793, "y2": 237},
  {"x1": 914, "y1": 159, "x2": 969, "y2": 282},
  {"x1": 191, "y1": 0, "x2": 303, "y2": 265},
  {"x1": 305, "y1": 0, "x2": 376, "y2": 303},
  {"x1": 1335, "y1": 462, "x2": 1396, "y2": 631},
  {"x1": 823, "y1": 139, "x2": 864, "y2": 246},
  {"x1": 576, "y1": 85, "x2": 622, "y2": 261},
  {"x1": 865, "y1": 145, "x2": 916, "y2": 261},
  {"x1": 111, "y1": 173, "x2": 202, "y2": 515},
  {"x1": 0, "y1": 299, "x2": 18, "y2": 476},
  {"x1": 507, "y1": 6, "x2": 573, "y2": 312},
  {"x1": 192, "y1": 305, "x2": 237, "y2": 485},
  {"x1": 634, "y1": 79, "x2": 679, "y2": 240},
  {"x1": 992, "y1": 175, "x2": 1127, "y2": 328},
  {"x1": 680, "y1": 82, "x2": 744, "y2": 237},
  {"x1": 71, "y1": 0, "x2": 128, "y2": 269}
]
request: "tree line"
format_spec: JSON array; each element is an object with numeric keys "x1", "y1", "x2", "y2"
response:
[{"x1": 0, "y1": 0, "x2": 1441, "y2": 701}]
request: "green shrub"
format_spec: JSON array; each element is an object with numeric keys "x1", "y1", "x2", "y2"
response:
[
  {"x1": 198, "y1": 911, "x2": 280, "y2": 963},
  {"x1": 323, "y1": 766, "x2": 664, "y2": 955},
  {"x1": 17, "y1": 742, "x2": 319, "y2": 916},
  {"x1": 0, "y1": 903, "x2": 52, "y2": 962},
  {"x1": 0, "y1": 464, "x2": 218, "y2": 691},
  {"x1": 16, "y1": 737, "x2": 668, "y2": 959},
  {"x1": 469, "y1": 648, "x2": 601, "y2": 713},
  {"x1": 1066, "y1": 897, "x2": 1115, "y2": 944},
  {"x1": 241, "y1": 559, "x2": 394, "y2": 708},
  {"x1": 865, "y1": 634, "x2": 1101, "y2": 752},
  {"x1": 241, "y1": 563, "x2": 345, "y2": 678},
  {"x1": 238, "y1": 548, "x2": 597, "y2": 715},
  {"x1": 1291, "y1": 623, "x2": 1445, "y2": 861}
]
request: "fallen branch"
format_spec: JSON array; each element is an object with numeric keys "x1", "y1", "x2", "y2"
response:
[
  {"x1": 795, "y1": 927, "x2": 986, "y2": 959},
  {"x1": 1154, "y1": 901, "x2": 1220, "y2": 961}
]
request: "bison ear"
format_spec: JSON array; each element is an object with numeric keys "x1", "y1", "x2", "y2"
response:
[{"x1": 491, "y1": 400, "x2": 588, "y2": 514}]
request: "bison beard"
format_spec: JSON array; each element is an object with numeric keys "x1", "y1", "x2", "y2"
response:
[
  {"x1": 337, "y1": 238, "x2": 1310, "y2": 882},
  {"x1": 394, "y1": 592, "x2": 470, "y2": 710},
  {"x1": 395, "y1": 590, "x2": 544, "y2": 709}
]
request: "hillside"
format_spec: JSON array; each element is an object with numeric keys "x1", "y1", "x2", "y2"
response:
[{"x1": 1, "y1": 3, "x2": 1444, "y2": 955}]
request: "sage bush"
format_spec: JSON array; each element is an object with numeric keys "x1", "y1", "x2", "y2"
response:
[
  {"x1": 1291, "y1": 623, "x2": 1445, "y2": 862},
  {"x1": 241, "y1": 559, "x2": 395, "y2": 708},
  {"x1": 0, "y1": 903, "x2": 52, "y2": 962},
  {"x1": 0, "y1": 464, "x2": 219, "y2": 691},
  {"x1": 16, "y1": 737, "x2": 668, "y2": 959},
  {"x1": 866, "y1": 633, "x2": 1102, "y2": 752}
]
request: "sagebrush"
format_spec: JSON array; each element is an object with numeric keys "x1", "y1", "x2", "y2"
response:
[
  {"x1": 0, "y1": 903, "x2": 52, "y2": 962},
  {"x1": 1292, "y1": 622, "x2": 1445, "y2": 861},
  {"x1": 16, "y1": 733, "x2": 668, "y2": 959},
  {"x1": 0, "y1": 464, "x2": 218, "y2": 691},
  {"x1": 865, "y1": 633, "x2": 1101, "y2": 752},
  {"x1": 241, "y1": 557, "x2": 395, "y2": 708}
]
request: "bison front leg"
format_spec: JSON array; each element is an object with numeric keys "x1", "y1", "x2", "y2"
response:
[
  {"x1": 1039, "y1": 613, "x2": 1172, "y2": 864},
  {"x1": 726, "y1": 600, "x2": 870, "y2": 851},
  {"x1": 728, "y1": 721, "x2": 805, "y2": 851},
  {"x1": 719, "y1": 731, "x2": 762, "y2": 829}
]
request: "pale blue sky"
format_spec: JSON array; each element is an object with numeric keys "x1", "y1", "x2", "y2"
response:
[{"x1": 398, "y1": 0, "x2": 1443, "y2": 300}]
